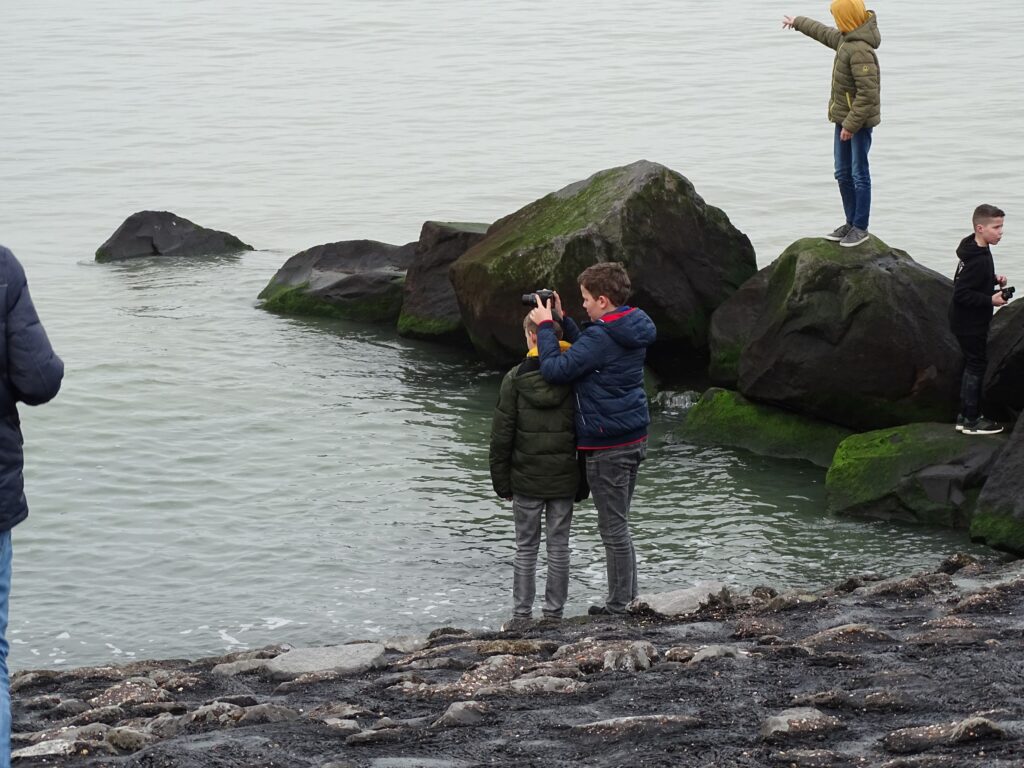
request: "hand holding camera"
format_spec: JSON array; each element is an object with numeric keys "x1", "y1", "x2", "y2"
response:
[
  {"x1": 1001, "y1": 285, "x2": 1015, "y2": 301},
  {"x1": 524, "y1": 288, "x2": 562, "y2": 323}
]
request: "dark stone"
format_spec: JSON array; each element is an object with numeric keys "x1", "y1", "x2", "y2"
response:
[
  {"x1": 258, "y1": 239, "x2": 416, "y2": 322},
  {"x1": 984, "y1": 300, "x2": 1024, "y2": 419},
  {"x1": 971, "y1": 411, "x2": 1024, "y2": 555},
  {"x1": 449, "y1": 160, "x2": 756, "y2": 373},
  {"x1": 826, "y1": 423, "x2": 1007, "y2": 527},
  {"x1": 736, "y1": 237, "x2": 962, "y2": 431},
  {"x1": 708, "y1": 265, "x2": 773, "y2": 386},
  {"x1": 95, "y1": 211, "x2": 252, "y2": 262},
  {"x1": 398, "y1": 221, "x2": 488, "y2": 344}
]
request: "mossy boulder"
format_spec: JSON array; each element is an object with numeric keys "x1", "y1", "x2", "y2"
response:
[
  {"x1": 983, "y1": 300, "x2": 1024, "y2": 420},
  {"x1": 258, "y1": 239, "x2": 416, "y2": 322},
  {"x1": 826, "y1": 423, "x2": 1007, "y2": 528},
  {"x1": 96, "y1": 211, "x2": 252, "y2": 262},
  {"x1": 448, "y1": 160, "x2": 756, "y2": 371},
  {"x1": 970, "y1": 411, "x2": 1024, "y2": 554},
  {"x1": 708, "y1": 266, "x2": 774, "y2": 386},
  {"x1": 397, "y1": 221, "x2": 489, "y2": 344},
  {"x1": 679, "y1": 388, "x2": 851, "y2": 467},
  {"x1": 736, "y1": 236, "x2": 961, "y2": 431}
]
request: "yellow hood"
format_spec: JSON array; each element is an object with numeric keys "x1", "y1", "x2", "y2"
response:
[
  {"x1": 830, "y1": 0, "x2": 869, "y2": 33},
  {"x1": 527, "y1": 340, "x2": 571, "y2": 357}
]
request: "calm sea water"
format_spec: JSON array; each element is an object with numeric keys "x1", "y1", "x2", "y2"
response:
[{"x1": 1, "y1": 1, "x2": 1018, "y2": 669}]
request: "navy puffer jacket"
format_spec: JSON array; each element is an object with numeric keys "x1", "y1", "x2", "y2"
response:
[
  {"x1": 537, "y1": 307, "x2": 656, "y2": 449},
  {"x1": 1, "y1": 246, "x2": 64, "y2": 532}
]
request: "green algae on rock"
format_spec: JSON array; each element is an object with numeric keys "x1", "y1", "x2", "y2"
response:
[
  {"x1": 970, "y1": 412, "x2": 1024, "y2": 555},
  {"x1": 735, "y1": 236, "x2": 962, "y2": 431},
  {"x1": 680, "y1": 388, "x2": 850, "y2": 468},
  {"x1": 397, "y1": 221, "x2": 489, "y2": 344},
  {"x1": 826, "y1": 423, "x2": 1007, "y2": 528},
  {"x1": 448, "y1": 160, "x2": 756, "y2": 371}
]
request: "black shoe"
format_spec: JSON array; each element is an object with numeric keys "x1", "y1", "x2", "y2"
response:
[
  {"x1": 500, "y1": 616, "x2": 532, "y2": 632},
  {"x1": 588, "y1": 605, "x2": 612, "y2": 615},
  {"x1": 962, "y1": 417, "x2": 1003, "y2": 435}
]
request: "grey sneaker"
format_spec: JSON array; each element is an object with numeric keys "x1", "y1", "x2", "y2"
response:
[
  {"x1": 499, "y1": 616, "x2": 532, "y2": 632},
  {"x1": 839, "y1": 226, "x2": 870, "y2": 247},
  {"x1": 824, "y1": 223, "x2": 852, "y2": 241},
  {"x1": 962, "y1": 417, "x2": 1003, "y2": 435},
  {"x1": 955, "y1": 414, "x2": 964, "y2": 431}
]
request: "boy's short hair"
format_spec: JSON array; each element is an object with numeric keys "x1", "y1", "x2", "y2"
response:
[
  {"x1": 578, "y1": 262, "x2": 631, "y2": 306},
  {"x1": 973, "y1": 204, "x2": 1005, "y2": 227},
  {"x1": 524, "y1": 313, "x2": 563, "y2": 339}
]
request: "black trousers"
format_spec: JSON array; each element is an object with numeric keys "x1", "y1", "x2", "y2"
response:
[{"x1": 955, "y1": 331, "x2": 988, "y2": 420}]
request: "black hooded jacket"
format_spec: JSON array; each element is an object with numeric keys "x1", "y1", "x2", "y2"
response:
[{"x1": 949, "y1": 234, "x2": 998, "y2": 336}]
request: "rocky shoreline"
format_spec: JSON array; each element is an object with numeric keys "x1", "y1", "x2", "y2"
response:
[{"x1": 11, "y1": 553, "x2": 1024, "y2": 767}]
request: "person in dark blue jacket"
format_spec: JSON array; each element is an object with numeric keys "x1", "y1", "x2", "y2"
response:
[
  {"x1": 529, "y1": 262, "x2": 656, "y2": 615},
  {"x1": 0, "y1": 245, "x2": 63, "y2": 765}
]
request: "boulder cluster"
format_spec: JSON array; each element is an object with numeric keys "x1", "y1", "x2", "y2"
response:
[
  {"x1": 94, "y1": 161, "x2": 1024, "y2": 552},
  {"x1": 11, "y1": 554, "x2": 1024, "y2": 766}
]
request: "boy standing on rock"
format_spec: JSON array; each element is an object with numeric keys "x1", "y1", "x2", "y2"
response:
[
  {"x1": 949, "y1": 204, "x2": 1010, "y2": 436},
  {"x1": 0, "y1": 245, "x2": 64, "y2": 767},
  {"x1": 489, "y1": 314, "x2": 582, "y2": 632},
  {"x1": 529, "y1": 263, "x2": 656, "y2": 616},
  {"x1": 783, "y1": 1, "x2": 881, "y2": 248}
]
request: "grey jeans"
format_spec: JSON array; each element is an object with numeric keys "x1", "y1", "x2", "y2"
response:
[
  {"x1": 512, "y1": 495, "x2": 574, "y2": 619},
  {"x1": 586, "y1": 440, "x2": 646, "y2": 613}
]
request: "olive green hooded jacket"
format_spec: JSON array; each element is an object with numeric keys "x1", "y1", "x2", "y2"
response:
[
  {"x1": 489, "y1": 355, "x2": 578, "y2": 500},
  {"x1": 794, "y1": 11, "x2": 881, "y2": 134}
]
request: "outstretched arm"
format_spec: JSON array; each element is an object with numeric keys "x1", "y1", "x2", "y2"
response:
[{"x1": 786, "y1": 16, "x2": 842, "y2": 50}]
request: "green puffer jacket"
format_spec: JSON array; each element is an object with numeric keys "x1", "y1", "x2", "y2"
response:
[
  {"x1": 489, "y1": 356, "x2": 578, "y2": 500},
  {"x1": 795, "y1": 11, "x2": 881, "y2": 134}
]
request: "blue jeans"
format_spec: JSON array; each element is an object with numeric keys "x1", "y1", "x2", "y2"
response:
[
  {"x1": 0, "y1": 530, "x2": 10, "y2": 768},
  {"x1": 833, "y1": 124, "x2": 873, "y2": 231},
  {"x1": 585, "y1": 441, "x2": 646, "y2": 613}
]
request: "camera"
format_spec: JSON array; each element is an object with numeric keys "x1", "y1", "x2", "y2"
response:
[
  {"x1": 1002, "y1": 286, "x2": 1015, "y2": 301},
  {"x1": 521, "y1": 288, "x2": 555, "y2": 307}
]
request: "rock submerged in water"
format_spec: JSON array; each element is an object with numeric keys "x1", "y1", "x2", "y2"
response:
[
  {"x1": 258, "y1": 239, "x2": 416, "y2": 322},
  {"x1": 95, "y1": 211, "x2": 253, "y2": 262},
  {"x1": 449, "y1": 159, "x2": 756, "y2": 372}
]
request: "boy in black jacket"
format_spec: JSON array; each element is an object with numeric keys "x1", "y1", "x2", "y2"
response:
[{"x1": 949, "y1": 204, "x2": 1010, "y2": 435}]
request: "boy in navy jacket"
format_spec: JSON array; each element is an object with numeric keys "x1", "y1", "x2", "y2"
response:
[{"x1": 529, "y1": 262, "x2": 656, "y2": 615}]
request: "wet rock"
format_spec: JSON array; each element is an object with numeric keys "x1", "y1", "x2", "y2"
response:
[
  {"x1": 735, "y1": 237, "x2": 961, "y2": 430},
  {"x1": 345, "y1": 727, "x2": 408, "y2": 745},
  {"x1": 882, "y1": 716, "x2": 1006, "y2": 754},
  {"x1": 88, "y1": 677, "x2": 170, "y2": 708},
  {"x1": 258, "y1": 239, "x2": 416, "y2": 322},
  {"x1": 9, "y1": 670, "x2": 61, "y2": 694},
  {"x1": 264, "y1": 643, "x2": 386, "y2": 681},
  {"x1": 207, "y1": 694, "x2": 259, "y2": 708},
  {"x1": 602, "y1": 641, "x2": 659, "y2": 671},
  {"x1": 384, "y1": 635, "x2": 429, "y2": 654},
  {"x1": 11, "y1": 739, "x2": 79, "y2": 759},
  {"x1": 571, "y1": 714, "x2": 702, "y2": 741},
  {"x1": 769, "y1": 749, "x2": 860, "y2": 767},
  {"x1": 144, "y1": 712, "x2": 181, "y2": 739},
  {"x1": 69, "y1": 705, "x2": 125, "y2": 726},
  {"x1": 664, "y1": 646, "x2": 696, "y2": 663},
  {"x1": 938, "y1": 553, "x2": 980, "y2": 574},
  {"x1": 105, "y1": 726, "x2": 156, "y2": 752},
  {"x1": 474, "y1": 639, "x2": 559, "y2": 657},
  {"x1": 799, "y1": 623, "x2": 896, "y2": 649},
  {"x1": 502, "y1": 676, "x2": 584, "y2": 695},
  {"x1": 52, "y1": 698, "x2": 91, "y2": 718},
  {"x1": 398, "y1": 221, "x2": 488, "y2": 344},
  {"x1": 21, "y1": 694, "x2": 61, "y2": 711},
  {"x1": 323, "y1": 718, "x2": 361, "y2": 735},
  {"x1": 826, "y1": 424, "x2": 1005, "y2": 527},
  {"x1": 95, "y1": 210, "x2": 253, "y2": 262},
  {"x1": 732, "y1": 617, "x2": 784, "y2": 639},
  {"x1": 983, "y1": 300, "x2": 1024, "y2": 418},
  {"x1": 180, "y1": 701, "x2": 245, "y2": 728},
  {"x1": 759, "y1": 592, "x2": 822, "y2": 614},
  {"x1": 865, "y1": 575, "x2": 936, "y2": 599},
  {"x1": 761, "y1": 707, "x2": 842, "y2": 742},
  {"x1": 970, "y1": 411, "x2": 1024, "y2": 555},
  {"x1": 628, "y1": 581, "x2": 729, "y2": 617},
  {"x1": 688, "y1": 644, "x2": 746, "y2": 664},
  {"x1": 709, "y1": 264, "x2": 773, "y2": 386},
  {"x1": 151, "y1": 670, "x2": 206, "y2": 692},
  {"x1": 679, "y1": 388, "x2": 850, "y2": 468},
  {"x1": 433, "y1": 701, "x2": 489, "y2": 727},
  {"x1": 212, "y1": 658, "x2": 267, "y2": 677},
  {"x1": 552, "y1": 638, "x2": 657, "y2": 673},
  {"x1": 238, "y1": 703, "x2": 300, "y2": 724}
]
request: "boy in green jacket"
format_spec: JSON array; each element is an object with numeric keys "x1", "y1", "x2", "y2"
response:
[
  {"x1": 489, "y1": 314, "x2": 580, "y2": 631},
  {"x1": 783, "y1": 0, "x2": 881, "y2": 247}
]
